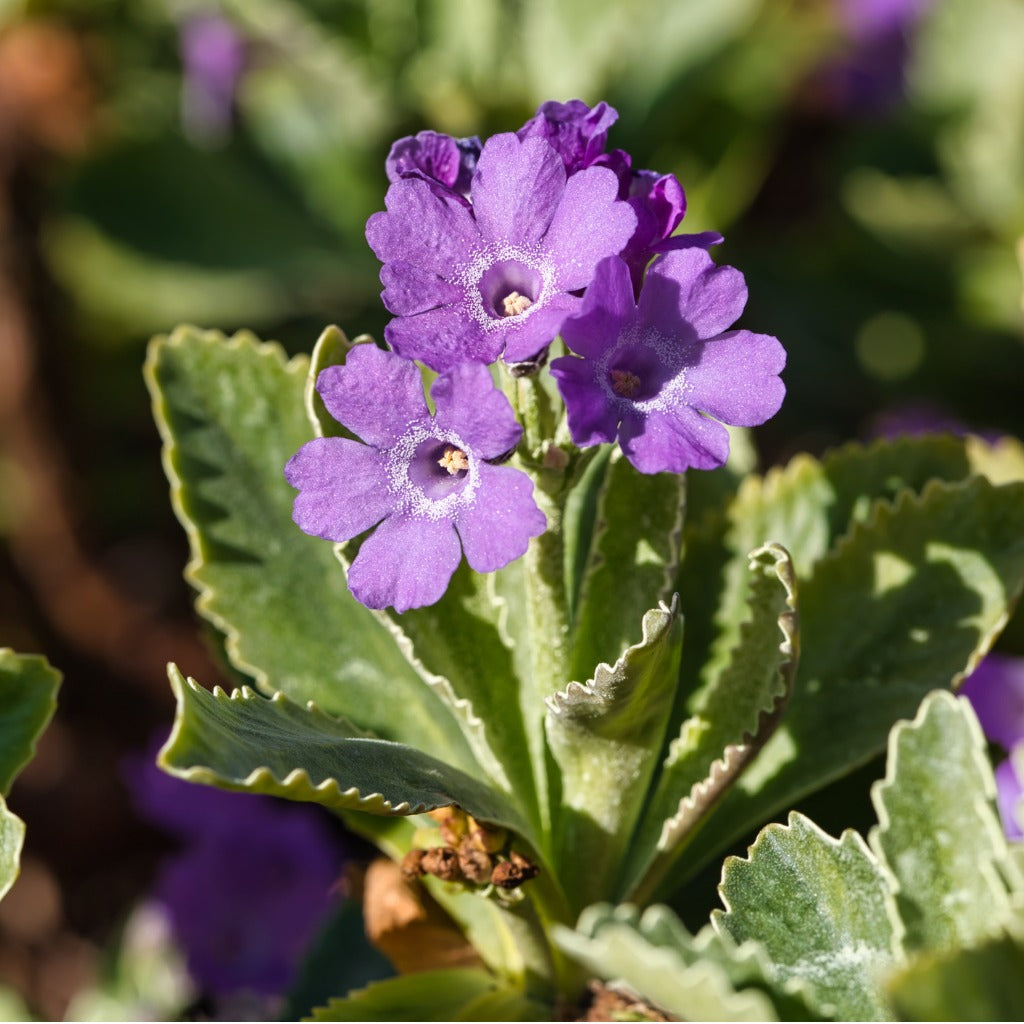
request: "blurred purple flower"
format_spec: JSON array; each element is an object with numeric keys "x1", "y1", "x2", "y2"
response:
[
  {"x1": 366, "y1": 131, "x2": 635, "y2": 370},
  {"x1": 179, "y1": 13, "x2": 246, "y2": 144},
  {"x1": 127, "y1": 745, "x2": 343, "y2": 1001},
  {"x1": 550, "y1": 251, "x2": 786, "y2": 474},
  {"x1": 285, "y1": 344, "x2": 546, "y2": 612},
  {"x1": 961, "y1": 653, "x2": 1024, "y2": 840}
]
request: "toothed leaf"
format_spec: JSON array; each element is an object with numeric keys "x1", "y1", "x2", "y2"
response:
[
  {"x1": 623, "y1": 544, "x2": 797, "y2": 901},
  {"x1": 0, "y1": 650, "x2": 61, "y2": 795},
  {"x1": 555, "y1": 903, "x2": 779, "y2": 1022},
  {"x1": 307, "y1": 967, "x2": 547, "y2": 1022},
  {"x1": 869, "y1": 690, "x2": 1018, "y2": 951},
  {"x1": 715, "y1": 812, "x2": 898, "y2": 1021},
  {"x1": 144, "y1": 327, "x2": 475, "y2": 769},
  {"x1": 570, "y1": 453, "x2": 684, "y2": 680},
  {"x1": 545, "y1": 598, "x2": 682, "y2": 908},
  {"x1": 685, "y1": 475, "x2": 1024, "y2": 877},
  {"x1": 159, "y1": 667, "x2": 527, "y2": 834}
]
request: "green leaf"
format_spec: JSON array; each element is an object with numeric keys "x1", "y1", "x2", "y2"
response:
[
  {"x1": 144, "y1": 327, "x2": 476, "y2": 770},
  {"x1": 569, "y1": 453, "x2": 685, "y2": 680},
  {"x1": 545, "y1": 599, "x2": 682, "y2": 909},
  {"x1": 0, "y1": 649, "x2": 61, "y2": 794},
  {"x1": 715, "y1": 812, "x2": 899, "y2": 1021},
  {"x1": 0, "y1": 796, "x2": 25, "y2": 903},
  {"x1": 685, "y1": 475, "x2": 1024, "y2": 878},
  {"x1": 159, "y1": 667, "x2": 528, "y2": 835},
  {"x1": 869, "y1": 690, "x2": 1018, "y2": 952},
  {"x1": 886, "y1": 927, "x2": 1024, "y2": 1022},
  {"x1": 624, "y1": 543, "x2": 797, "y2": 902},
  {"x1": 306, "y1": 968, "x2": 548, "y2": 1022},
  {"x1": 555, "y1": 903, "x2": 780, "y2": 1022}
]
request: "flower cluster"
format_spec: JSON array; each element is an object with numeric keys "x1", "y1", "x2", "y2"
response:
[{"x1": 287, "y1": 100, "x2": 786, "y2": 611}]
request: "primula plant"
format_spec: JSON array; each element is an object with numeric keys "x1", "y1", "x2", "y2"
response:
[{"x1": 145, "y1": 100, "x2": 1024, "y2": 1020}]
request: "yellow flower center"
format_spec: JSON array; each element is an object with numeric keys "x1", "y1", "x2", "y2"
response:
[
  {"x1": 501, "y1": 291, "x2": 533, "y2": 317},
  {"x1": 437, "y1": 446, "x2": 470, "y2": 475}
]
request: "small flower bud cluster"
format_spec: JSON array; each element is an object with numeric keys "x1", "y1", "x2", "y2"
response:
[{"x1": 400, "y1": 807, "x2": 539, "y2": 895}]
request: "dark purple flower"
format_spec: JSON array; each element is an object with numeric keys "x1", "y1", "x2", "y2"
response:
[
  {"x1": 366, "y1": 132, "x2": 636, "y2": 371},
  {"x1": 550, "y1": 251, "x2": 786, "y2": 474},
  {"x1": 126, "y1": 746, "x2": 343, "y2": 1001},
  {"x1": 961, "y1": 653, "x2": 1024, "y2": 840},
  {"x1": 285, "y1": 344, "x2": 546, "y2": 611},
  {"x1": 385, "y1": 130, "x2": 482, "y2": 200},
  {"x1": 516, "y1": 98, "x2": 619, "y2": 174},
  {"x1": 179, "y1": 13, "x2": 246, "y2": 144}
]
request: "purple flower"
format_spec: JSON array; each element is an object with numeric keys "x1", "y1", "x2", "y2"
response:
[
  {"x1": 516, "y1": 98, "x2": 619, "y2": 174},
  {"x1": 961, "y1": 653, "x2": 1024, "y2": 840},
  {"x1": 179, "y1": 13, "x2": 246, "y2": 144},
  {"x1": 126, "y1": 746, "x2": 343, "y2": 1001},
  {"x1": 385, "y1": 130, "x2": 482, "y2": 200},
  {"x1": 285, "y1": 344, "x2": 546, "y2": 611},
  {"x1": 550, "y1": 251, "x2": 786, "y2": 474},
  {"x1": 366, "y1": 131, "x2": 636, "y2": 371}
]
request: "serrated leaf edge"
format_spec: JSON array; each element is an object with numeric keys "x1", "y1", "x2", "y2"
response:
[
  {"x1": 545, "y1": 594, "x2": 680, "y2": 716},
  {"x1": 159, "y1": 669, "x2": 439, "y2": 817},
  {"x1": 144, "y1": 327, "x2": 313, "y2": 700}
]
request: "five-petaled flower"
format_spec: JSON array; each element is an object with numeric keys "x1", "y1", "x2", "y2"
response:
[
  {"x1": 366, "y1": 131, "x2": 636, "y2": 372},
  {"x1": 550, "y1": 250, "x2": 786, "y2": 474},
  {"x1": 285, "y1": 344, "x2": 546, "y2": 612}
]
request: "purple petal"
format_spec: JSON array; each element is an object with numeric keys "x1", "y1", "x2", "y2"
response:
[
  {"x1": 347, "y1": 513, "x2": 461, "y2": 612},
  {"x1": 619, "y1": 405, "x2": 731, "y2": 474},
  {"x1": 960, "y1": 653, "x2": 1024, "y2": 750},
  {"x1": 995, "y1": 754, "x2": 1024, "y2": 840},
  {"x1": 559, "y1": 255, "x2": 636, "y2": 359},
  {"x1": 366, "y1": 177, "x2": 481, "y2": 277},
  {"x1": 517, "y1": 99, "x2": 619, "y2": 173},
  {"x1": 456, "y1": 463, "x2": 546, "y2": 572},
  {"x1": 500, "y1": 292, "x2": 580, "y2": 364},
  {"x1": 316, "y1": 344, "x2": 428, "y2": 447},
  {"x1": 431, "y1": 363, "x2": 522, "y2": 459},
  {"x1": 639, "y1": 247, "x2": 748, "y2": 340},
  {"x1": 549, "y1": 355, "x2": 620, "y2": 447},
  {"x1": 381, "y1": 260, "x2": 463, "y2": 316},
  {"x1": 470, "y1": 133, "x2": 566, "y2": 247},
  {"x1": 286, "y1": 438, "x2": 393, "y2": 541},
  {"x1": 384, "y1": 305, "x2": 501, "y2": 371},
  {"x1": 386, "y1": 131, "x2": 461, "y2": 187},
  {"x1": 542, "y1": 165, "x2": 637, "y2": 291},
  {"x1": 680, "y1": 330, "x2": 787, "y2": 427}
]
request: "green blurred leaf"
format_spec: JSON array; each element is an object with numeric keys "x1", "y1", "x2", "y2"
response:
[
  {"x1": 0, "y1": 649, "x2": 61, "y2": 795},
  {"x1": 159, "y1": 668, "x2": 528, "y2": 834},
  {"x1": 555, "y1": 903, "x2": 780, "y2": 1022},
  {"x1": 306, "y1": 967, "x2": 547, "y2": 1022},
  {"x1": 870, "y1": 690, "x2": 1020, "y2": 952},
  {"x1": 715, "y1": 813, "x2": 898, "y2": 1021},
  {"x1": 886, "y1": 927, "x2": 1024, "y2": 1022},
  {"x1": 685, "y1": 473, "x2": 1024, "y2": 878},
  {"x1": 545, "y1": 598, "x2": 682, "y2": 909},
  {"x1": 145, "y1": 327, "x2": 476, "y2": 770},
  {"x1": 625, "y1": 543, "x2": 797, "y2": 902}
]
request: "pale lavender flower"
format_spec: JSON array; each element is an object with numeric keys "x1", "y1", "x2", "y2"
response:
[
  {"x1": 366, "y1": 131, "x2": 636, "y2": 371},
  {"x1": 179, "y1": 13, "x2": 246, "y2": 145},
  {"x1": 385, "y1": 130, "x2": 482, "y2": 201},
  {"x1": 285, "y1": 344, "x2": 545, "y2": 611},
  {"x1": 550, "y1": 251, "x2": 786, "y2": 474}
]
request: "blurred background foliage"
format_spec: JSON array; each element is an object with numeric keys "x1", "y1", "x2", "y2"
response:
[{"x1": 0, "y1": 0, "x2": 1022, "y2": 1017}]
